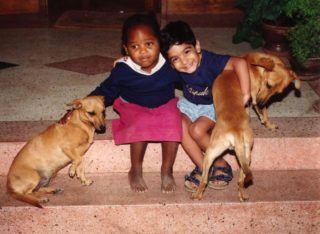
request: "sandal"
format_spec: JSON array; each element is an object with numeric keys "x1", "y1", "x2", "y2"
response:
[
  {"x1": 208, "y1": 164, "x2": 233, "y2": 190},
  {"x1": 184, "y1": 166, "x2": 202, "y2": 192}
]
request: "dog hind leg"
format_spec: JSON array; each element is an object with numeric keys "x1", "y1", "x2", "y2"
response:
[
  {"x1": 235, "y1": 133, "x2": 253, "y2": 202},
  {"x1": 10, "y1": 191, "x2": 47, "y2": 208},
  {"x1": 191, "y1": 137, "x2": 229, "y2": 200},
  {"x1": 37, "y1": 187, "x2": 64, "y2": 194}
]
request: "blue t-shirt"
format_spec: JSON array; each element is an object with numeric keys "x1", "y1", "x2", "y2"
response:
[
  {"x1": 180, "y1": 49, "x2": 230, "y2": 105},
  {"x1": 90, "y1": 59, "x2": 180, "y2": 108}
]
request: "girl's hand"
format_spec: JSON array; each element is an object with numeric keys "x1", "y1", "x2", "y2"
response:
[{"x1": 113, "y1": 56, "x2": 128, "y2": 67}]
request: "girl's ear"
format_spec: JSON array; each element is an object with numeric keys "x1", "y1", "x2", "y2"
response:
[
  {"x1": 123, "y1": 45, "x2": 128, "y2": 55},
  {"x1": 195, "y1": 40, "x2": 201, "y2": 54}
]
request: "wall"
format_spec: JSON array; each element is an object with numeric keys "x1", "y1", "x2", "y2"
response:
[
  {"x1": 0, "y1": 0, "x2": 40, "y2": 15},
  {"x1": 164, "y1": 0, "x2": 237, "y2": 14}
]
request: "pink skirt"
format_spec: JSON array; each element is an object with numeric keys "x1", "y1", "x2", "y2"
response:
[{"x1": 112, "y1": 97, "x2": 182, "y2": 145}]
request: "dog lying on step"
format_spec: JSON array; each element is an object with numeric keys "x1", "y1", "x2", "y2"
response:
[
  {"x1": 245, "y1": 52, "x2": 301, "y2": 130},
  {"x1": 7, "y1": 96, "x2": 106, "y2": 208},
  {"x1": 191, "y1": 70, "x2": 254, "y2": 202}
]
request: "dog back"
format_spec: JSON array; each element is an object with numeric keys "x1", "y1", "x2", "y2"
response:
[{"x1": 213, "y1": 70, "x2": 249, "y2": 131}]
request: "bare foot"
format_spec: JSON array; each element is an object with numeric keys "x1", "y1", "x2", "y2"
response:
[
  {"x1": 161, "y1": 174, "x2": 176, "y2": 193},
  {"x1": 128, "y1": 171, "x2": 148, "y2": 193}
]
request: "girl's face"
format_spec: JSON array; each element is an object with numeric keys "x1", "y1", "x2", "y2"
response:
[
  {"x1": 123, "y1": 25, "x2": 160, "y2": 73},
  {"x1": 166, "y1": 41, "x2": 201, "y2": 74}
]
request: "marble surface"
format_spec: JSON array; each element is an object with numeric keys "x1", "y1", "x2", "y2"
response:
[
  {"x1": 0, "y1": 171, "x2": 319, "y2": 234},
  {"x1": 0, "y1": 28, "x2": 319, "y2": 121}
]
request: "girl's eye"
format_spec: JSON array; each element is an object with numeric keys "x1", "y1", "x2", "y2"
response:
[
  {"x1": 146, "y1": 42, "x2": 153, "y2": 47},
  {"x1": 185, "y1": 49, "x2": 191, "y2": 54},
  {"x1": 88, "y1": 111, "x2": 95, "y2": 116},
  {"x1": 130, "y1": 44, "x2": 138, "y2": 49}
]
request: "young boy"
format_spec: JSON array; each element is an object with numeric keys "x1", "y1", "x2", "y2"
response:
[{"x1": 161, "y1": 21, "x2": 251, "y2": 192}]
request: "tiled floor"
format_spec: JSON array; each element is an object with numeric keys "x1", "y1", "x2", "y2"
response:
[
  {"x1": 0, "y1": 25, "x2": 319, "y2": 122},
  {"x1": 46, "y1": 55, "x2": 116, "y2": 75}
]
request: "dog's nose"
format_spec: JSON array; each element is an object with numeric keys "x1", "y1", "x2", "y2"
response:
[{"x1": 96, "y1": 125, "x2": 106, "y2": 134}]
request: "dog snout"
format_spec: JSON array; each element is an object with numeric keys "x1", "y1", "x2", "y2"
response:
[{"x1": 95, "y1": 125, "x2": 106, "y2": 134}]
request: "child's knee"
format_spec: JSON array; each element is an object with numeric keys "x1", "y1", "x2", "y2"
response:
[{"x1": 189, "y1": 123, "x2": 203, "y2": 141}]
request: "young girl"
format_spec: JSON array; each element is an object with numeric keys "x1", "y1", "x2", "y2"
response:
[
  {"x1": 90, "y1": 14, "x2": 182, "y2": 193},
  {"x1": 161, "y1": 21, "x2": 251, "y2": 192}
]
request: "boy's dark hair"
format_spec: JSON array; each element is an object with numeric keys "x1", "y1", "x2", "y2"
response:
[
  {"x1": 161, "y1": 21, "x2": 196, "y2": 57},
  {"x1": 121, "y1": 12, "x2": 160, "y2": 54}
]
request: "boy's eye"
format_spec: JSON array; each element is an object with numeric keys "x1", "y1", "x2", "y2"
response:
[
  {"x1": 184, "y1": 49, "x2": 191, "y2": 54},
  {"x1": 88, "y1": 111, "x2": 95, "y2": 116},
  {"x1": 170, "y1": 57, "x2": 178, "y2": 63}
]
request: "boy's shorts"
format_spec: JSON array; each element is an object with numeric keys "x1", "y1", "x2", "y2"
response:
[{"x1": 177, "y1": 97, "x2": 216, "y2": 122}]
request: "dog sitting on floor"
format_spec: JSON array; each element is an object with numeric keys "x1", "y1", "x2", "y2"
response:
[
  {"x1": 191, "y1": 52, "x2": 301, "y2": 201},
  {"x1": 7, "y1": 96, "x2": 106, "y2": 208}
]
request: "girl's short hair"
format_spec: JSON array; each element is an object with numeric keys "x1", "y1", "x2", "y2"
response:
[
  {"x1": 121, "y1": 13, "x2": 161, "y2": 46},
  {"x1": 161, "y1": 21, "x2": 196, "y2": 56}
]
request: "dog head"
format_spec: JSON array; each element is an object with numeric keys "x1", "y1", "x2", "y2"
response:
[
  {"x1": 246, "y1": 53, "x2": 301, "y2": 107},
  {"x1": 68, "y1": 96, "x2": 106, "y2": 134}
]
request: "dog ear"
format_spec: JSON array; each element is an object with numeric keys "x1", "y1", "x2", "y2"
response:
[
  {"x1": 97, "y1": 95, "x2": 105, "y2": 103},
  {"x1": 67, "y1": 99, "x2": 82, "y2": 110},
  {"x1": 251, "y1": 58, "x2": 275, "y2": 71}
]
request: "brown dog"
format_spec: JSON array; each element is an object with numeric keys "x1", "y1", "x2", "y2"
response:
[
  {"x1": 7, "y1": 96, "x2": 106, "y2": 208},
  {"x1": 245, "y1": 52, "x2": 301, "y2": 130},
  {"x1": 191, "y1": 52, "x2": 301, "y2": 201},
  {"x1": 191, "y1": 70, "x2": 254, "y2": 202}
]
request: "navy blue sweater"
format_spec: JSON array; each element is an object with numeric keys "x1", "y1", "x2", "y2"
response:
[{"x1": 90, "y1": 61, "x2": 180, "y2": 108}]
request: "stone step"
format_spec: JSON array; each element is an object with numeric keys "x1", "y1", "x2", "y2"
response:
[
  {"x1": 0, "y1": 117, "x2": 319, "y2": 175},
  {"x1": 0, "y1": 170, "x2": 319, "y2": 233}
]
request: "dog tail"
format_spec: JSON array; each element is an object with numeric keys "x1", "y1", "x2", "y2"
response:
[{"x1": 8, "y1": 189, "x2": 43, "y2": 208}]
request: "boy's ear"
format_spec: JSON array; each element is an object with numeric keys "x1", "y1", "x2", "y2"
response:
[{"x1": 195, "y1": 40, "x2": 201, "y2": 53}]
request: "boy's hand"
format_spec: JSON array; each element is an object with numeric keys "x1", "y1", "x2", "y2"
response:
[
  {"x1": 113, "y1": 56, "x2": 128, "y2": 67},
  {"x1": 243, "y1": 93, "x2": 252, "y2": 107}
]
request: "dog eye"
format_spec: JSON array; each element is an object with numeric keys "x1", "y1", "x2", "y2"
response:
[{"x1": 88, "y1": 111, "x2": 95, "y2": 116}]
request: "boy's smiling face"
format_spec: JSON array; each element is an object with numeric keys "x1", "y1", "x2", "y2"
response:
[{"x1": 166, "y1": 41, "x2": 201, "y2": 74}]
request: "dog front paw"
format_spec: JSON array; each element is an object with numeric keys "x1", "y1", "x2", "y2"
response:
[
  {"x1": 69, "y1": 166, "x2": 76, "y2": 178},
  {"x1": 81, "y1": 178, "x2": 94, "y2": 186}
]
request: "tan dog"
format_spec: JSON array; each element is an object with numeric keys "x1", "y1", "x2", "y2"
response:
[
  {"x1": 191, "y1": 70, "x2": 254, "y2": 202},
  {"x1": 245, "y1": 52, "x2": 301, "y2": 130},
  {"x1": 7, "y1": 96, "x2": 106, "y2": 208},
  {"x1": 191, "y1": 52, "x2": 301, "y2": 201}
]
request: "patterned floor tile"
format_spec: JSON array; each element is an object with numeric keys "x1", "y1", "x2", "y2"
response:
[{"x1": 46, "y1": 55, "x2": 115, "y2": 75}]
